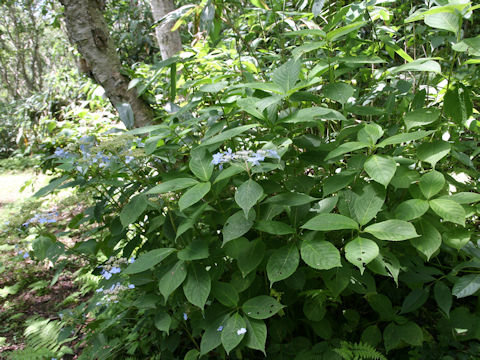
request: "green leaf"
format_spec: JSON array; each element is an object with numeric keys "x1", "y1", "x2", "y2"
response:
[
  {"x1": 364, "y1": 220, "x2": 419, "y2": 241},
  {"x1": 434, "y1": 281, "x2": 452, "y2": 317},
  {"x1": 179, "y1": 182, "x2": 211, "y2": 211},
  {"x1": 189, "y1": 149, "x2": 214, "y2": 181},
  {"x1": 155, "y1": 311, "x2": 172, "y2": 334},
  {"x1": 282, "y1": 107, "x2": 346, "y2": 124},
  {"x1": 159, "y1": 260, "x2": 187, "y2": 300},
  {"x1": 419, "y1": 171, "x2": 445, "y2": 199},
  {"x1": 212, "y1": 282, "x2": 239, "y2": 307},
  {"x1": 404, "y1": 108, "x2": 440, "y2": 130},
  {"x1": 301, "y1": 213, "x2": 358, "y2": 231},
  {"x1": 267, "y1": 244, "x2": 299, "y2": 286},
  {"x1": 221, "y1": 313, "x2": 247, "y2": 354},
  {"x1": 377, "y1": 130, "x2": 435, "y2": 148},
  {"x1": 237, "y1": 239, "x2": 266, "y2": 277},
  {"x1": 200, "y1": 314, "x2": 229, "y2": 355},
  {"x1": 395, "y1": 199, "x2": 429, "y2": 221},
  {"x1": 272, "y1": 59, "x2": 301, "y2": 94},
  {"x1": 146, "y1": 178, "x2": 199, "y2": 194},
  {"x1": 184, "y1": 349, "x2": 199, "y2": 360},
  {"x1": 366, "y1": 293, "x2": 394, "y2": 321},
  {"x1": 200, "y1": 124, "x2": 258, "y2": 147},
  {"x1": 325, "y1": 142, "x2": 369, "y2": 160},
  {"x1": 323, "y1": 171, "x2": 357, "y2": 196},
  {"x1": 120, "y1": 194, "x2": 148, "y2": 227},
  {"x1": 417, "y1": 141, "x2": 451, "y2": 168},
  {"x1": 183, "y1": 263, "x2": 211, "y2": 310},
  {"x1": 243, "y1": 296, "x2": 284, "y2": 319},
  {"x1": 244, "y1": 317, "x2": 267, "y2": 355},
  {"x1": 177, "y1": 239, "x2": 209, "y2": 261},
  {"x1": 364, "y1": 155, "x2": 396, "y2": 187},
  {"x1": 453, "y1": 274, "x2": 480, "y2": 298},
  {"x1": 400, "y1": 288, "x2": 429, "y2": 314},
  {"x1": 357, "y1": 123, "x2": 384, "y2": 145},
  {"x1": 255, "y1": 220, "x2": 294, "y2": 235},
  {"x1": 223, "y1": 210, "x2": 255, "y2": 245},
  {"x1": 445, "y1": 192, "x2": 480, "y2": 204},
  {"x1": 443, "y1": 228, "x2": 471, "y2": 250},
  {"x1": 264, "y1": 192, "x2": 317, "y2": 206},
  {"x1": 124, "y1": 248, "x2": 176, "y2": 274},
  {"x1": 352, "y1": 184, "x2": 385, "y2": 226},
  {"x1": 429, "y1": 198, "x2": 466, "y2": 226},
  {"x1": 213, "y1": 164, "x2": 245, "y2": 184},
  {"x1": 405, "y1": 4, "x2": 470, "y2": 22},
  {"x1": 235, "y1": 179, "x2": 263, "y2": 218},
  {"x1": 424, "y1": 12, "x2": 460, "y2": 33},
  {"x1": 311, "y1": 197, "x2": 338, "y2": 214},
  {"x1": 326, "y1": 21, "x2": 367, "y2": 42},
  {"x1": 34, "y1": 175, "x2": 69, "y2": 197},
  {"x1": 301, "y1": 238, "x2": 341, "y2": 270},
  {"x1": 321, "y1": 82, "x2": 355, "y2": 105},
  {"x1": 391, "y1": 58, "x2": 442, "y2": 73},
  {"x1": 345, "y1": 237, "x2": 379, "y2": 274}
]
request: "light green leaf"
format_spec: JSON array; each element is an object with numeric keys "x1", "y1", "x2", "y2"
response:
[
  {"x1": 311, "y1": 197, "x2": 338, "y2": 214},
  {"x1": 404, "y1": 108, "x2": 440, "y2": 130},
  {"x1": 213, "y1": 164, "x2": 245, "y2": 184},
  {"x1": 212, "y1": 282, "x2": 239, "y2": 307},
  {"x1": 282, "y1": 107, "x2": 346, "y2": 124},
  {"x1": 322, "y1": 82, "x2": 355, "y2": 105},
  {"x1": 395, "y1": 199, "x2": 429, "y2": 221},
  {"x1": 405, "y1": 4, "x2": 470, "y2": 22},
  {"x1": 237, "y1": 97, "x2": 266, "y2": 119},
  {"x1": 124, "y1": 248, "x2": 176, "y2": 274},
  {"x1": 345, "y1": 237, "x2": 379, "y2": 274},
  {"x1": 353, "y1": 184, "x2": 385, "y2": 226},
  {"x1": 377, "y1": 130, "x2": 435, "y2": 148},
  {"x1": 453, "y1": 274, "x2": 480, "y2": 298},
  {"x1": 34, "y1": 175, "x2": 69, "y2": 197},
  {"x1": 434, "y1": 281, "x2": 452, "y2": 316},
  {"x1": 221, "y1": 313, "x2": 246, "y2": 354},
  {"x1": 323, "y1": 171, "x2": 357, "y2": 195},
  {"x1": 189, "y1": 148, "x2": 213, "y2": 181},
  {"x1": 364, "y1": 155, "x2": 397, "y2": 187},
  {"x1": 391, "y1": 59, "x2": 441, "y2": 73},
  {"x1": 155, "y1": 311, "x2": 172, "y2": 333},
  {"x1": 264, "y1": 192, "x2": 317, "y2": 206},
  {"x1": 443, "y1": 228, "x2": 470, "y2": 250},
  {"x1": 255, "y1": 220, "x2": 294, "y2": 235},
  {"x1": 179, "y1": 182, "x2": 211, "y2": 211},
  {"x1": 237, "y1": 239, "x2": 265, "y2": 277},
  {"x1": 301, "y1": 213, "x2": 358, "y2": 231},
  {"x1": 243, "y1": 296, "x2": 284, "y2": 319},
  {"x1": 357, "y1": 123, "x2": 384, "y2": 145},
  {"x1": 284, "y1": 29, "x2": 326, "y2": 37},
  {"x1": 326, "y1": 21, "x2": 367, "y2": 42},
  {"x1": 199, "y1": 81, "x2": 228, "y2": 93},
  {"x1": 223, "y1": 210, "x2": 256, "y2": 246},
  {"x1": 419, "y1": 170, "x2": 445, "y2": 199},
  {"x1": 235, "y1": 179, "x2": 263, "y2": 217},
  {"x1": 200, "y1": 124, "x2": 258, "y2": 147},
  {"x1": 120, "y1": 195, "x2": 148, "y2": 227},
  {"x1": 267, "y1": 244, "x2": 299, "y2": 286},
  {"x1": 429, "y1": 198, "x2": 466, "y2": 226},
  {"x1": 417, "y1": 141, "x2": 451, "y2": 168},
  {"x1": 300, "y1": 238, "x2": 341, "y2": 270},
  {"x1": 424, "y1": 12, "x2": 460, "y2": 34},
  {"x1": 146, "y1": 178, "x2": 199, "y2": 194},
  {"x1": 364, "y1": 220, "x2": 419, "y2": 241},
  {"x1": 184, "y1": 349, "x2": 199, "y2": 360},
  {"x1": 272, "y1": 59, "x2": 301, "y2": 93},
  {"x1": 444, "y1": 192, "x2": 480, "y2": 204},
  {"x1": 183, "y1": 263, "x2": 211, "y2": 310},
  {"x1": 159, "y1": 260, "x2": 187, "y2": 300},
  {"x1": 244, "y1": 317, "x2": 267, "y2": 355},
  {"x1": 325, "y1": 142, "x2": 369, "y2": 160}
]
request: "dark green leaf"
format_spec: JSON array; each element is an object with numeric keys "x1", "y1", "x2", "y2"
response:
[
  {"x1": 223, "y1": 210, "x2": 255, "y2": 245},
  {"x1": 243, "y1": 296, "x2": 284, "y2": 319},
  {"x1": 267, "y1": 244, "x2": 299, "y2": 285},
  {"x1": 124, "y1": 248, "x2": 176, "y2": 274},
  {"x1": 221, "y1": 313, "x2": 246, "y2": 354},
  {"x1": 183, "y1": 263, "x2": 211, "y2": 310},
  {"x1": 235, "y1": 179, "x2": 263, "y2": 217},
  {"x1": 146, "y1": 178, "x2": 199, "y2": 194},
  {"x1": 302, "y1": 213, "x2": 358, "y2": 231},
  {"x1": 301, "y1": 238, "x2": 341, "y2": 270},
  {"x1": 159, "y1": 260, "x2": 187, "y2": 300}
]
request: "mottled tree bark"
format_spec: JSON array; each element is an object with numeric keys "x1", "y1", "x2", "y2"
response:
[
  {"x1": 60, "y1": 0, "x2": 153, "y2": 127},
  {"x1": 150, "y1": 0, "x2": 182, "y2": 60}
]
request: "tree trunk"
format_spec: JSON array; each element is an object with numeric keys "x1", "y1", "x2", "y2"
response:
[
  {"x1": 150, "y1": 0, "x2": 182, "y2": 60},
  {"x1": 59, "y1": 0, "x2": 153, "y2": 127}
]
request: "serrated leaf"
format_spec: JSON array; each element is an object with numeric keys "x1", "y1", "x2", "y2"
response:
[
  {"x1": 417, "y1": 141, "x2": 451, "y2": 168},
  {"x1": 235, "y1": 179, "x2": 263, "y2": 217},
  {"x1": 434, "y1": 281, "x2": 452, "y2": 316},
  {"x1": 419, "y1": 170, "x2": 445, "y2": 199},
  {"x1": 400, "y1": 288, "x2": 429, "y2": 314},
  {"x1": 124, "y1": 248, "x2": 176, "y2": 274},
  {"x1": 159, "y1": 260, "x2": 187, "y2": 300},
  {"x1": 395, "y1": 199, "x2": 429, "y2": 221},
  {"x1": 353, "y1": 183, "x2": 385, "y2": 226},
  {"x1": 244, "y1": 317, "x2": 267, "y2": 354},
  {"x1": 146, "y1": 178, "x2": 199, "y2": 194},
  {"x1": 325, "y1": 142, "x2": 369, "y2": 160},
  {"x1": 221, "y1": 313, "x2": 246, "y2": 354},
  {"x1": 267, "y1": 244, "x2": 299, "y2": 286},
  {"x1": 301, "y1": 213, "x2": 358, "y2": 231},
  {"x1": 120, "y1": 195, "x2": 148, "y2": 227},
  {"x1": 183, "y1": 263, "x2": 211, "y2": 310},
  {"x1": 429, "y1": 198, "x2": 466, "y2": 226},
  {"x1": 453, "y1": 274, "x2": 480, "y2": 298},
  {"x1": 301, "y1": 238, "x2": 341, "y2": 270},
  {"x1": 345, "y1": 237, "x2": 379, "y2": 274},
  {"x1": 243, "y1": 296, "x2": 284, "y2": 319},
  {"x1": 377, "y1": 130, "x2": 435, "y2": 148},
  {"x1": 223, "y1": 210, "x2": 255, "y2": 245},
  {"x1": 364, "y1": 155, "x2": 396, "y2": 187},
  {"x1": 364, "y1": 220, "x2": 419, "y2": 241},
  {"x1": 178, "y1": 182, "x2": 211, "y2": 211}
]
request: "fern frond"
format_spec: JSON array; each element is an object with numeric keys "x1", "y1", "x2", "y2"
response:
[{"x1": 334, "y1": 341, "x2": 387, "y2": 360}]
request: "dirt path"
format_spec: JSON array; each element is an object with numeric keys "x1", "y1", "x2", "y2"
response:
[{"x1": 0, "y1": 171, "x2": 49, "y2": 208}]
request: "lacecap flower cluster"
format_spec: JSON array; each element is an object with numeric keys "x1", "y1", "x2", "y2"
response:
[{"x1": 211, "y1": 148, "x2": 280, "y2": 167}]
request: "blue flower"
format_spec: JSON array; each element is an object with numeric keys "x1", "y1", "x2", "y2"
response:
[
  {"x1": 110, "y1": 267, "x2": 121, "y2": 274},
  {"x1": 23, "y1": 252, "x2": 29, "y2": 259},
  {"x1": 183, "y1": 313, "x2": 188, "y2": 321},
  {"x1": 125, "y1": 156, "x2": 134, "y2": 164},
  {"x1": 128, "y1": 284, "x2": 135, "y2": 289},
  {"x1": 217, "y1": 325, "x2": 223, "y2": 332},
  {"x1": 129, "y1": 257, "x2": 135, "y2": 263},
  {"x1": 247, "y1": 152, "x2": 265, "y2": 166},
  {"x1": 266, "y1": 149, "x2": 280, "y2": 159},
  {"x1": 211, "y1": 152, "x2": 224, "y2": 165},
  {"x1": 96, "y1": 288, "x2": 104, "y2": 293},
  {"x1": 101, "y1": 270, "x2": 112, "y2": 280},
  {"x1": 237, "y1": 327, "x2": 247, "y2": 335}
]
